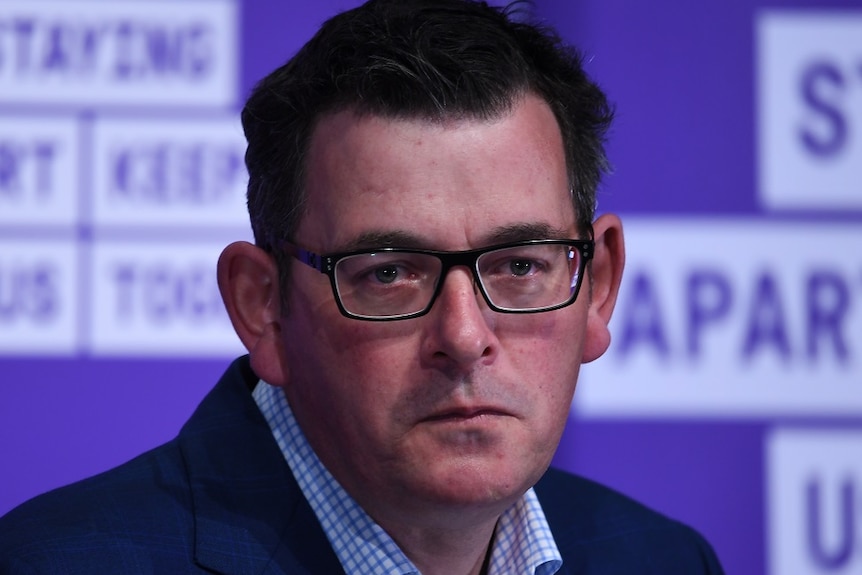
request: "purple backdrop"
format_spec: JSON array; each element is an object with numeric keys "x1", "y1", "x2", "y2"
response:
[{"x1": 2, "y1": 2, "x2": 861, "y2": 575}]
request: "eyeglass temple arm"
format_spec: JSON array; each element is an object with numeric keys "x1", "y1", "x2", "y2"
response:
[{"x1": 281, "y1": 242, "x2": 330, "y2": 273}]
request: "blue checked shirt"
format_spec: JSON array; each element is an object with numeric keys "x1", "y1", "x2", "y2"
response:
[{"x1": 253, "y1": 380, "x2": 563, "y2": 575}]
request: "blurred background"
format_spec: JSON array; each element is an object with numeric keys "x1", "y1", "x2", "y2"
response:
[{"x1": 1, "y1": 1, "x2": 861, "y2": 574}]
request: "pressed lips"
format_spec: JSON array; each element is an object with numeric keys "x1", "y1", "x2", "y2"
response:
[{"x1": 422, "y1": 406, "x2": 512, "y2": 422}]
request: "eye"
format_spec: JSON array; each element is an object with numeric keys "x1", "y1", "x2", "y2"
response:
[
  {"x1": 480, "y1": 250, "x2": 549, "y2": 279},
  {"x1": 509, "y1": 259, "x2": 535, "y2": 277},
  {"x1": 373, "y1": 265, "x2": 400, "y2": 284}
]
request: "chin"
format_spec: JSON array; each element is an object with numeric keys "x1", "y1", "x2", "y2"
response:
[{"x1": 414, "y1": 459, "x2": 540, "y2": 509}]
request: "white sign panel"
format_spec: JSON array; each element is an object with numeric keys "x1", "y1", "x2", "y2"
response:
[
  {"x1": 91, "y1": 116, "x2": 249, "y2": 229},
  {"x1": 767, "y1": 429, "x2": 862, "y2": 575},
  {"x1": 0, "y1": 115, "x2": 79, "y2": 227},
  {"x1": 576, "y1": 219, "x2": 862, "y2": 417},
  {"x1": 0, "y1": 239, "x2": 78, "y2": 355},
  {"x1": 0, "y1": 0, "x2": 238, "y2": 108},
  {"x1": 757, "y1": 11, "x2": 862, "y2": 210},
  {"x1": 89, "y1": 240, "x2": 243, "y2": 356}
]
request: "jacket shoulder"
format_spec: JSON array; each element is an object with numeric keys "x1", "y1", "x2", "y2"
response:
[
  {"x1": 535, "y1": 468, "x2": 725, "y2": 574},
  {"x1": 0, "y1": 439, "x2": 197, "y2": 572}
]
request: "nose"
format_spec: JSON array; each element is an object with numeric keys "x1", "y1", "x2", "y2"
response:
[{"x1": 421, "y1": 266, "x2": 498, "y2": 372}]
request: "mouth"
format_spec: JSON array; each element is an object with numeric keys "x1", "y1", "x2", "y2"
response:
[{"x1": 422, "y1": 407, "x2": 512, "y2": 423}]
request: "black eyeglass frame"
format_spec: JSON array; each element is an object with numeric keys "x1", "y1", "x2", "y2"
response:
[{"x1": 283, "y1": 238, "x2": 595, "y2": 321}]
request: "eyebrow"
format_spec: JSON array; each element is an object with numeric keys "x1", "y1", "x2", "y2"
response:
[
  {"x1": 334, "y1": 222, "x2": 574, "y2": 253},
  {"x1": 338, "y1": 230, "x2": 428, "y2": 252},
  {"x1": 480, "y1": 223, "x2": 573, "y2": 245}
]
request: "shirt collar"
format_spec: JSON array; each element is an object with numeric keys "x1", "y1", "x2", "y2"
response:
[{"x1": 253, "y1": 380, "x2": 562, "y2": 575}]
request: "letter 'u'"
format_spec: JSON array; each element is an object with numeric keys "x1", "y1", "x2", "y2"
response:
[{"x1": 806, "y1": 477, "x2": 855, "y2": 568}]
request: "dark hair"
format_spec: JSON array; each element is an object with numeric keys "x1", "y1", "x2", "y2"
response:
[{"x1": 242, "y1": 0, "x2": 613, "y2": 306}]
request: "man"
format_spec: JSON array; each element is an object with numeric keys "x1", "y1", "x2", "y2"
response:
[{"x1": 0, "y1": 0, "x2": 724, "y2": 573}]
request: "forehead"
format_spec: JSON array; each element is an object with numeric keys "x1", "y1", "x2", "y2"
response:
[{"x1": 297, "y1": 94, "x2": 574, "y2": 251}]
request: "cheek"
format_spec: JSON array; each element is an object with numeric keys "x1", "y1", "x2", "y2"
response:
[
  {"x1": 506, "y1": 306, "x2": 586, "y2": 368},
  {"x1": 286, "y1": 313, "x2": 417, "y2": 408},
  {"x1": 505, "y1": 313, "x2": 583, "y2": 409}
]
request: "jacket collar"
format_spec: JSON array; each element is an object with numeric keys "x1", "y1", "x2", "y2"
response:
[{"x1": 178, "y1": 356, "x2": 345, "y2": 575}]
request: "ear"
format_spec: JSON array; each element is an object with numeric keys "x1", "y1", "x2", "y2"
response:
[
  {"x1": 581, "y1": 213, "x2": 625, "y2": 363},
  {"x1": 217, "y1": 241, "x2": 289, "y2": 385}
]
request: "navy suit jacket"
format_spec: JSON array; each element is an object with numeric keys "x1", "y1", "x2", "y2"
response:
[{"x1": 0, "y1": 357, "x2": 724, "y2": 574}]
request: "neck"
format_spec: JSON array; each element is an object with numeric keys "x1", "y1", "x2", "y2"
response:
[{"x1": 383, "y1": 515, "x2": 499, "y2": 575}]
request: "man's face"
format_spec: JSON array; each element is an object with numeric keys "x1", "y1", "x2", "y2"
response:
[{"x1": 279, "y1": 95, "x2": 589, "y2": 526}]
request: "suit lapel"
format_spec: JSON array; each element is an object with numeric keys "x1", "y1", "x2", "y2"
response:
[
  {"x1": 534, "y1": 469, "x2": 596, "y2": 575},
  {"x1": 179, "y1": 357, "x2": 345, "y2": 575}
]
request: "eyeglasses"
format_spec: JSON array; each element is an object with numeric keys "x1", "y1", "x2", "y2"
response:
[{"x1": 284, "y1": 238, "x2": 594, "y2": 321}]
